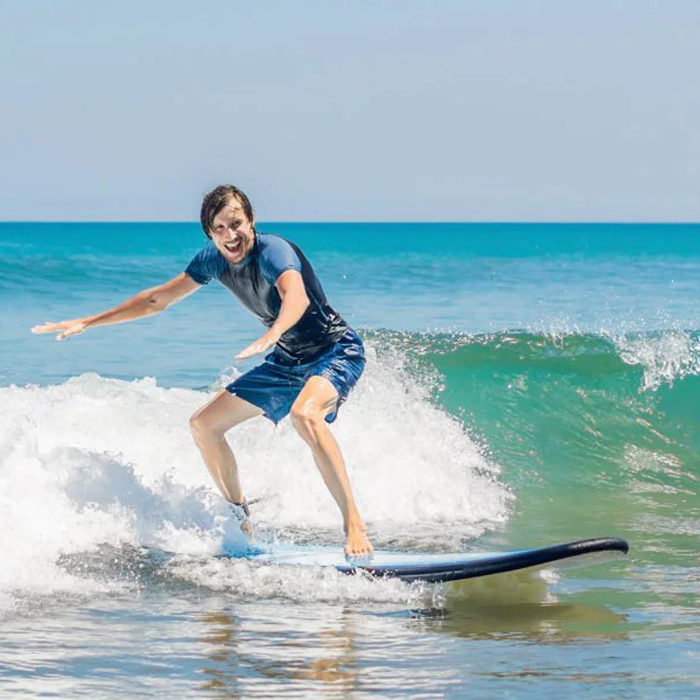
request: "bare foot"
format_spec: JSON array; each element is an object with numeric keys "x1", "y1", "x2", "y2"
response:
[
  {"x1": 229, "y1": 501, "x2": 254, "y2": 542},
  {"x1": 344, "y1": 524, "x2": 374, "y2": 557}
]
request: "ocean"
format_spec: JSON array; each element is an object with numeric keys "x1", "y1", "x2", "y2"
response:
[{"x1": 1, "y1": 222, "x2": 698, "y2": 697}]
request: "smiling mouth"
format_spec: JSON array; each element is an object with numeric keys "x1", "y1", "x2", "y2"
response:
[{"x1": 224, "y1": 240, "x2": 242, "y2": 255}]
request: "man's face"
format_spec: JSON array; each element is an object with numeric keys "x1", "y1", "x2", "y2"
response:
[{"x1": 209, "y1": 197, "x2": 255, "y2": 264}]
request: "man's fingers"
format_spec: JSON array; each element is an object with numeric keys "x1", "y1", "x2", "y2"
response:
[
  {"x1": 236, "y1": 341, "x2": 267, "y2": 360},
  {"x1": 32, "y1": 318, "x2": 86, "y2": 339},
  {"x1": 235, "y1": 345, "x2": 257, "y2": 360},
  {"x1": 32, "y1": 321, "x2": 67, "y2": 334},
  {"x1": 32, "y1": 322, "x2": 83, "y2": 340},
  {"x1": 236, "y1": 333, "x2": 278, "y2": 361},
  {"x1": 31, "y1": 324, "x2": 52, "y2": 333}
]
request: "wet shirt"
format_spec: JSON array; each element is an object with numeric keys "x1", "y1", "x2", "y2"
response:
[{"x1": 185, "y1": 232, "x2": 348, "y2": 362}]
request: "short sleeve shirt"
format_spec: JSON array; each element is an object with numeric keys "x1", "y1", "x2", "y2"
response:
[{"x1": 185, "y1": 232, "x2": 347, "y2": 362}]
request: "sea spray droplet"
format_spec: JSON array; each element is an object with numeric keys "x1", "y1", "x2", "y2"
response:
[{"x1": 614, "y1": 330, "x2": 700, "y2": 391}]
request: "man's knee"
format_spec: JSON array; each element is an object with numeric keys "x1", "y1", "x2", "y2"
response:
[
  {"x1": 290, "y1": 402, "x2": 326, "y2": 444},
  {"x1": 189, "y1": 410, "x2": 220, "y2": 444}
]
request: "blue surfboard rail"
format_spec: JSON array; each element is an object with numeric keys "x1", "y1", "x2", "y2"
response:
[{"x1": 333, "y1": 537, "x2": 630, "y2": 584}]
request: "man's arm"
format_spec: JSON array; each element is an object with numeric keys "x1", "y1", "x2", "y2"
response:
[
  {"x1": 31, "y1": 272, "x2": 201, "y2": 340},
  {"x1": 235, "y1": 270, "x2": 309, "y2": 360}
]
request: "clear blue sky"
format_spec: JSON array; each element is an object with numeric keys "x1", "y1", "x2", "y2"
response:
[{"x1": 1, "y1": 1, "x2": 698, "y2": 221}]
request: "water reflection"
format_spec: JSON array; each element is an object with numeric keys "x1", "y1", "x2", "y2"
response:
[
  {"x1": 426, "y1": 569, "x2": 628, "y2": 642},
  {"x1": 197, "y1": 602, "x2": 363, "y2": 696},
  {"x1": 435, "y1": 599, "x2": 629, "y2": 642},
  {"x1": 195, "y1": 598, "x2": 463, "y2": 697},
  {"x1": 193, "y1": 571, "x2": 631, "y2": 698},
  {"x1": 199, "y1": 610, "x2": 244, "y2": 695}
]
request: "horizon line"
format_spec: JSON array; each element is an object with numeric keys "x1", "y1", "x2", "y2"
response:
[{"x1": 2, "y1": 220, "x2": 700, "y2": 226}]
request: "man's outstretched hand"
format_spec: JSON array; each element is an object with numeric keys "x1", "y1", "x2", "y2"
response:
[
  {"x1": 235, "y1": 328, "x2": 282, "y2": 361},
  {"x1": 31, "y1": 319, "x2": 88, "y2": 341}
]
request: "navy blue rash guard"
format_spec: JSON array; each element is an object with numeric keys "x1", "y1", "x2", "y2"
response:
[{"x1": 185, "y1": 232, "x2": 348, "y2": 362}]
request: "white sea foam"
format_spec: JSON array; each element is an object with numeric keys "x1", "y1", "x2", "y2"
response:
[
  {"x1": 614, "y1": 329, "x2": 700, "y2": 390},
  {"x1": 0, "y1": 348, "x2": 510, "y2": 611},
  {"x1": 165, "y1": 555, "x2": 434, "y2": 606}
]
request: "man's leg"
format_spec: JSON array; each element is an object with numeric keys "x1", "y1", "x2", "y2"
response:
[
  {"x1": 189, "y1": 390, "x2": 263, "y2": 505},
  {"x1": 290, "y1": 376, "x2": 373, "y2": 557}
]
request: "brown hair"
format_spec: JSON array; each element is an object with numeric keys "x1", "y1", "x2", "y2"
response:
[{"x1": 200, "y1": 185, "x2": 255, "y2": 238}]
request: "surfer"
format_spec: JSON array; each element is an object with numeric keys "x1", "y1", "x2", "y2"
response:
[{"x1": 31, "y1": 185, "x2": 373, "y2": 557}]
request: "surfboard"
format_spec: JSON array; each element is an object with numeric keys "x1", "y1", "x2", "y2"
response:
[{"x1": 249, "y1": 537, "x2": 629, "y2": 584}]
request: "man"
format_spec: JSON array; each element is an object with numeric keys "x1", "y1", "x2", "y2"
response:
[{"x1": 32, "y1": 185, "x2": 373, "y2": 557}]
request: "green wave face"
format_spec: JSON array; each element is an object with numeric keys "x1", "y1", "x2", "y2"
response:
[{"x1": 368, "y1": 329, "x2": 700, "y2": 556}]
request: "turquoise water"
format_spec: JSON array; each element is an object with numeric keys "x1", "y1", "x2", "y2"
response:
[{"x1": 1, "y1": 223, "x2": 699, "y2": 697}]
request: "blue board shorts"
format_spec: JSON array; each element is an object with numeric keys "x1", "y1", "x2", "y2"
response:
[{"x1": 226, "y1": 328, "x2": 366, "y2": 424}]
